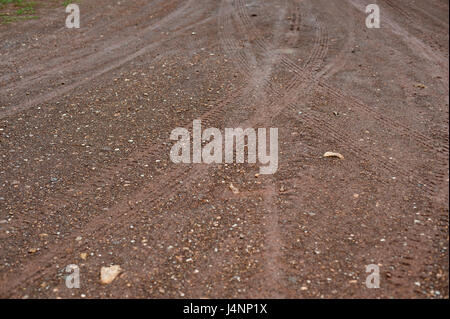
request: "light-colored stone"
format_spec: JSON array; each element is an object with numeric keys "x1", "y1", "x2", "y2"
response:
[{"x1": 100, "y1": 265, "x2": 122, "y2": 284}]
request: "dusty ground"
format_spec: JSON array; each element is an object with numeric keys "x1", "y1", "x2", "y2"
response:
[{"x1": 0, "y1": 0, "x2": 448, "y2": 299}]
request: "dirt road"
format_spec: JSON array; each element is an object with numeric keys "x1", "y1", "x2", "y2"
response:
[{"x1": 0, "y1": 0, "x2": 448, "y2": 298}]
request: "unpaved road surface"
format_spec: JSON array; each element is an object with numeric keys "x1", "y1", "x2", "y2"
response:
[{"x1": 0, "y1": 0, "x2": 448, "y2": 298}]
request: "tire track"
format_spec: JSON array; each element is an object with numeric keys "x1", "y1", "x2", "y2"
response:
[
  {"x1": 232, "y1": 0, "x2": 447, "y2": 198},
  {"x1": 0, "y1": 6, "x2": 217, "y2": 229},
  {"x1": 0, "y1": 0, "x2": 177, "y2": 88},
  {"x1": 384, "y1": 0, "x2": 449, "y2": 29},
  {"x1": 237, "y1": 0, "x2": 449, "y2": 161},
  {"x1": 0, "y1": 0, "x2": 203, "y2": 120},
  {"x1": 39, "y1": 0, "x2": 281, "y2": 213},
  {"x1": 230, "y1": 1, "x2": 433, "y2": 193},
  {"x1": 218, "y1": 0, "x2": 256, "y2": 79},
  {"x1": 348, "y1": 0, "x2": 448, "y2": 74},
  {"x1": 261, "y1": 182, "x2": 285, "y2": 298}
]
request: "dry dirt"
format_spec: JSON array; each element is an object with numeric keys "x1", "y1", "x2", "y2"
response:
[{"x1": 0, "y1": 0, "x2": 448, "y2": 299}]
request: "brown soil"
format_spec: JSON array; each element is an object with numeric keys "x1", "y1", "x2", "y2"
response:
[{"x1": 0, "y1": 0, "x2": 448, "y2": 299}]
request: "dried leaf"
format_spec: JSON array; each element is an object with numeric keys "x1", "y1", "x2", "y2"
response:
[{"x1": 323, "y1": 151, "x2": 344, "y2": 160}]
